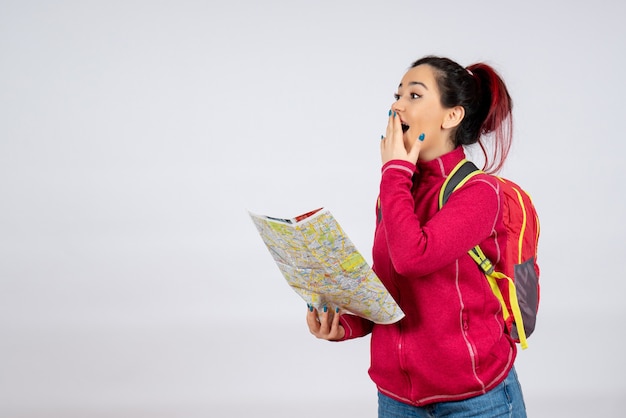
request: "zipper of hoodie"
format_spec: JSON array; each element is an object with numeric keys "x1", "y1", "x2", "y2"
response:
[
  {"x1": 461, "y1": 312, "x2": 484, "y2": 388},
  {"x1": 397, "y1": 313, "x2": 413, "y2": 394},
  {"x1": 457, "y1": 259, "x2": 485, "y2": 390},
  {"x1": 394, "y1": 277, "x2": 412, "y2": 395}
]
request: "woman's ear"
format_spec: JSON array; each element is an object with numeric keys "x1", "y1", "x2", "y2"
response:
[{"x1": 442, "y1": 106, "x2": 465, "y2": 129}]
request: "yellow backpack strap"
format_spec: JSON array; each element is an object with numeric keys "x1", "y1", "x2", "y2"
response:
[
  {"x1": 439, "y1": 160, "x2": 482, "y2": 208},
  {"x1": 469, "y1": 246, "x2": 528, "y2": 350},
  {"x1": 490, "y1": 270, "x2": 528, "y2": 349}
]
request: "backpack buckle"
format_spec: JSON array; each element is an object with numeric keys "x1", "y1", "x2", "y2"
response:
[{"x1": 479, "y1": 258, "x2": 495, "y2": 275}]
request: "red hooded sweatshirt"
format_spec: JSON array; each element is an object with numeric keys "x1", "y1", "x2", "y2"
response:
[{"x1": 339, "y1": 146, "x2": 516, "y2": 406}]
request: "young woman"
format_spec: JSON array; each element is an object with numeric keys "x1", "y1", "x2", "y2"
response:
[{"x1": 306, "y1": 56, "x2": 527, "y2": 417}]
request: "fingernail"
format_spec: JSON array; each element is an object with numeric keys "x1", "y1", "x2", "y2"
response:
[
  {"x1": 308, "y1": 304, "x2": 313, "y2": 312},
  {"x1": 393, "y1": 111, "x2": 397, "y2": 117},
  {"x1": 323, "y1": 305, "x2": 328, "y2": 313},
  {"x1": 419, "y1": 133, "x2": 425, "y2": 141},
  {"x1": 335, "y1": 307, "x2": 340, "y2": 313},
  {"x1": 380, "y1": 135, "x2": 384, "y2": 140},
  {"x1": 388, "y1": 109, "x2": 392, "y2": 117}
]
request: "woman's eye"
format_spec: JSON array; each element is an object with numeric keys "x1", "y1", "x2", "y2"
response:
[{"x1": 394, "y1": 93, "x2": 421, "y2": 100}]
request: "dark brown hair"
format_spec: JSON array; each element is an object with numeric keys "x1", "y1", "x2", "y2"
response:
[{"x1": 411, "y1": 56, "x2": 513, "y2": 173}]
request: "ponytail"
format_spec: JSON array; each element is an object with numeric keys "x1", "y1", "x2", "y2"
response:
[
  {"x1": 466, "y1": 63, "x2": 513, "y2": 173},
  {"x1": 410, "y1": 56, "x2": 513, "y2": 173}
]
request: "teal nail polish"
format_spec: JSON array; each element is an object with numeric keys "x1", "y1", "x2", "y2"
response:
[
  {"x1": 380, "y1": 135, "x2": 384, "y2": 140},
  {"x1": 323, "y1": 305, "x2": 328, "y2": 313},
  {"x1": 308, "y1": 304, "x2": 313, "y2": 312},
  {"x1": 393, "y1": 111, "x2": 397, "y2": 117},
  {"x1": 335, "y1": 307, "x2": 340, "y2": 313},
  {"x1": 388, "y1": 109, "x2": 392, "y2": 117},
  {"x1": 419, "y1": 133, "x2": 425, "y2": 141}
]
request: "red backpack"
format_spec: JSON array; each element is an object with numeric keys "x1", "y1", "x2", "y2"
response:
[{"x1": 440, "y1": 160, "x2": 541, "y2": 349}]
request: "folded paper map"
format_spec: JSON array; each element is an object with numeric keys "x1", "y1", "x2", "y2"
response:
[{"x1": 249, "y1": 207, "x2": 404, "y2": 324}]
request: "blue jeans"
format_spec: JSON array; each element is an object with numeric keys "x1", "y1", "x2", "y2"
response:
[{"x1": 378, "y1": 367, "x2": 527, "y2": 418}]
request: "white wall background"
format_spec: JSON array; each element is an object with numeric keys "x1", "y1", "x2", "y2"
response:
[{"x1": 1, "y1": 1, "x2": 624, "y2": 416}]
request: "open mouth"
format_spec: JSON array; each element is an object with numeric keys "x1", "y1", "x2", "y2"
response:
[{"x1": 401, "y1": 123, "x2": 410, "y2": 133}]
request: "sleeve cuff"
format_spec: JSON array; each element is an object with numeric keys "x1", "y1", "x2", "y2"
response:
[{"x1": 381, "y1": 160, "x2": 417, "y2": 177}]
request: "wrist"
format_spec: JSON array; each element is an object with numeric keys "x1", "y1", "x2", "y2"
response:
[{"x1": 331, "y1": 325, "x2": 346, "y2": 341}]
